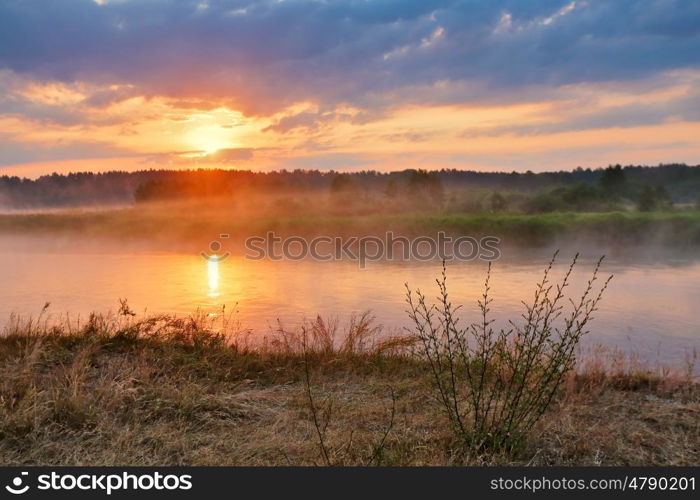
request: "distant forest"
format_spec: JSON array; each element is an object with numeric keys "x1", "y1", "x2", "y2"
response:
[{"x1": 1, "y1": 163, "x2": 699, "y2": 213}]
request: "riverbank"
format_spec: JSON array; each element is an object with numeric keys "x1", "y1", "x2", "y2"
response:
[
  {"x1": 1, "y1": 313, "x2": 696, "y2": 466},
  {"x1": 1, "y1": 206, "x2": 700, "y2": 249},
  {"x1": 0, "y1": 204, "x2": 700, "y2": 245}
]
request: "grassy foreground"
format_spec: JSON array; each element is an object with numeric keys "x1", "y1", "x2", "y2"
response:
[{"x1": 0, "y1": 312, "x2": 697, "y2": 466}]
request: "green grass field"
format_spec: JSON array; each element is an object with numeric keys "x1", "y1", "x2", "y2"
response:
[{"x1": 2, "y1": 206, "x2": 700, "y2": 248}]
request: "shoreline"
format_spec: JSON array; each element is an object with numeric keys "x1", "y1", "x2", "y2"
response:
[{"x1": 1, "y1": 210, "x2": 699, "y2": 249}]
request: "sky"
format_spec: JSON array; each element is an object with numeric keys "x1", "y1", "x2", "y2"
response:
[{"x1": 1, "y1": 0, "x2": 699, "y2": 177}]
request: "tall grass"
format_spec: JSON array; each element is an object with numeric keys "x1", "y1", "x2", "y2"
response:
[
  {"x1": 405, "y1": 252, "x2": 612, "y2": 452},
  {"x1": 300, "y1": 321, "x2": 397, "y2": 465}
]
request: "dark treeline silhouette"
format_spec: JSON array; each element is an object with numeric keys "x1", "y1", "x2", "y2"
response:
[{"x1": 0, "y1": 163, "x2": 698, "y2": 210}]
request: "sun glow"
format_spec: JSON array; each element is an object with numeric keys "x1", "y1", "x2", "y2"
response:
[{"x1": 186, "y1": 124, "x2": 236, "y2": 155}]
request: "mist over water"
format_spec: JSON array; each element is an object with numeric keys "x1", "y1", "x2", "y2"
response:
[{"x1": 1, "y1": 236, "x2": 698, "y2": 368}]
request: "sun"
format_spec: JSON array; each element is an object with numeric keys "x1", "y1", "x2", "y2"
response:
[{"x1": 185, "y1": 124, "x2": 235, "y2": 155}]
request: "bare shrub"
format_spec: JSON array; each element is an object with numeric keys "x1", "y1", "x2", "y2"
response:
[{"x1": 405, "y1": 252, "x2": 612, "y2": 452}]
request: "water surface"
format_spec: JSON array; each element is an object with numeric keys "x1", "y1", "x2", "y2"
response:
[{"x1": 2, "y1": 239, "x2": 698, "y2": 367}]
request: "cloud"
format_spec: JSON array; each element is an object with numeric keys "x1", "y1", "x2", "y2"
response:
[
  {"x1": 263, "y1": 111, "x2": 322, "y2": 134},
  {"x1": 141, "y1": 147, "x2": 256, "y2": 166},
  {"x1": 0, "y1": 0, "x2": 698, "y2": 115},
  {"x1": 283, "y1": 152, "x2": 376, "y2": 171},
  {"x1": 0, "y1": 0, "x2": 699, "y2": 173},
  {"x1": 262, "y1": 104, "x2": 378, "y2": 134},
  {"x1": 461, "y1": 83, "x2": 700, "y2": 138},
  {"x1": 0, "y1": 133, "x2": 135, "y2": 166}
]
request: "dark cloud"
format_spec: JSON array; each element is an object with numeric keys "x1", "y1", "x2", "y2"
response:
[{"x1": 0, "y1": 0, "x2": 698, "y2": 115}]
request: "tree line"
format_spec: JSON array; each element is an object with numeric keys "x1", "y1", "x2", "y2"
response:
[{"x1": 0, "y1": 163, "x2": 698, "y2": 210}]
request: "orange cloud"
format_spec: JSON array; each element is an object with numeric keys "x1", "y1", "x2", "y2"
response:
[{"x1": 1, "y1": 70, "x2": 699, "y2": 176}]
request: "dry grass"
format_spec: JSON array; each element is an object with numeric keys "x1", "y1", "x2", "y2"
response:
[{"x1": 0, "y1": 312, "x2": 697, "y2": 466}]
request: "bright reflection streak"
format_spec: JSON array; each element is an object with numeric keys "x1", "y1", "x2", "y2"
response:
[{"x1": 207, "y1": 257, "x2": 220, "y2": 297}]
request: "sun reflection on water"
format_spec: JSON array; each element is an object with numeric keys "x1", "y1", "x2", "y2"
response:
[{"x1": 207, "y1": 257, "x2": 220, "y2": 297}]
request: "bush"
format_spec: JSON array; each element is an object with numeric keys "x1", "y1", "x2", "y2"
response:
[
  {"x1": 636, "y1": 183, "x2": 671, "y2": 212},
  {"x1": 523, "y1": 184, "x2": 616, "y2": 213},
  {"x1": 489, "y1": 191, "x2": 508, "y2": 212},
  {"x1": 405, "y1": 253, "x2": 612, "y2": 452}
]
